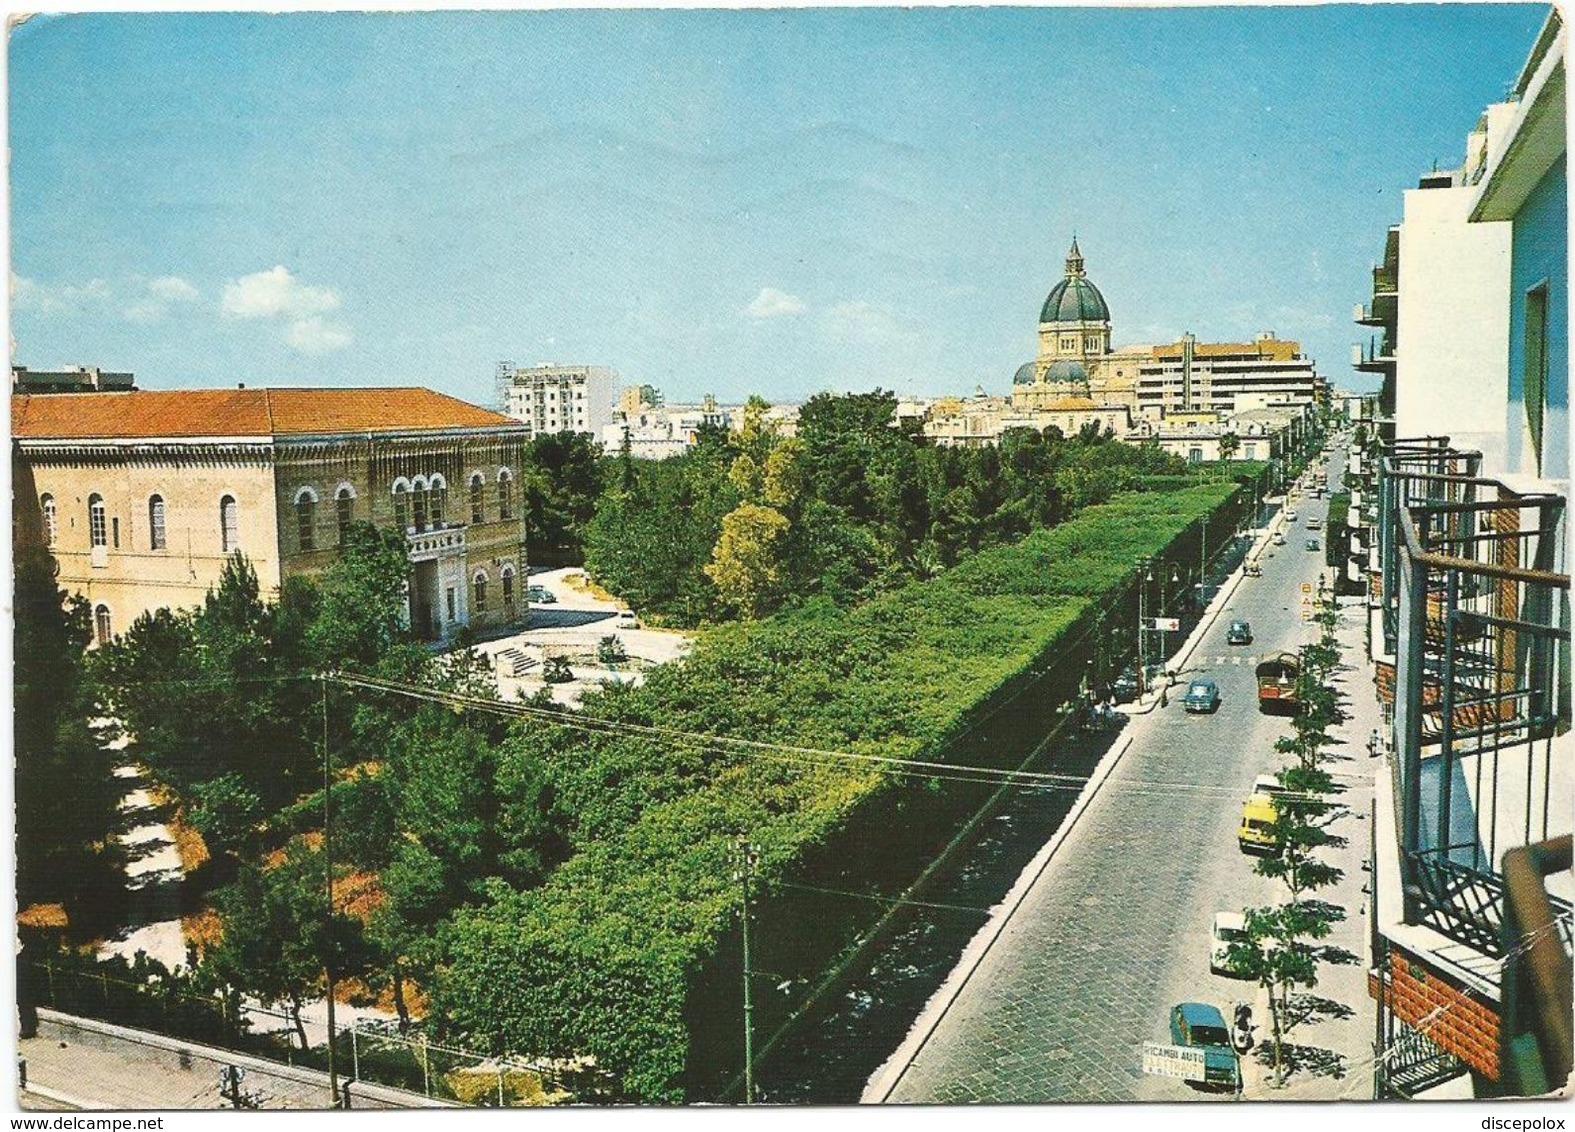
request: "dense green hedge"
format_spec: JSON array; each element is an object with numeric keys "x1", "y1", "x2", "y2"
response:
[{"x1": 433, "y1": 483, "x2": 1240, "y2": 1100}]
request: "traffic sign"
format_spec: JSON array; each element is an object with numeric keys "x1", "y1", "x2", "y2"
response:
[
  {"x1": 1142, "y1": 1042, "x2": 1207, "y2": 1082},
  {"x1": 1152, "y1": 617, "x2": 1180, "y2": 632}
]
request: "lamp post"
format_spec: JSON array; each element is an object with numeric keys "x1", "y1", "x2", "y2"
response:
[{"x1": 1136, "y1": 557, "x2": 1154, "y2": 692}]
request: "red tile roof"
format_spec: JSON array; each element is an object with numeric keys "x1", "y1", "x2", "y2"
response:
[{"x1": 11, "y1": 387, "x2": 522, "y2": 440}]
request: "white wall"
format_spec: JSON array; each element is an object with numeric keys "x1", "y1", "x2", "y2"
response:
[{"x1": 1395, "y1": 183, "x2": 1513, "y2": 475}]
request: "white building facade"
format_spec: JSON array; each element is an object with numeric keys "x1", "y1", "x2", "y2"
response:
[{"x1": 498, "y1": 363, "x2": 617, "y2": 439}]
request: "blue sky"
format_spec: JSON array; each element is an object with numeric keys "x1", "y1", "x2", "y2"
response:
[{"x1": 8, "y1": 5, "x2": 1550, "y2": 408}]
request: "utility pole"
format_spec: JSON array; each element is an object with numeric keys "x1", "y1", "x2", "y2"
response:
[
  {"x1": 732, "y1": 837, "x2": 759, "y2": 1104},
  {"x1": 322, "y1": 677, "x2": 338, "y2": 1108}
]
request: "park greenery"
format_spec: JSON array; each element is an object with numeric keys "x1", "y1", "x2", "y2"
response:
[{"x1": 35, "y1": 389, "x2": 1270, "y2": 1100}]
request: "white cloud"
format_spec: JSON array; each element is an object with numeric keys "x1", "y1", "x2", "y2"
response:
[
  {"x1": 12, "y1": 274, "x2": 111, "y2": 314},
  {"x1": 122, "y1": 275, "x2": 202, "y2": 323},
  {"x1": 286, "y1": 316, "x2": 352, "y2": 354},
  {"x1": 149, "y1": 275, "x2": 200, "y2": 303},
  {"x1": 222, "y1": 266, "x2": 341, "y2": 320},
  {"x1": 745, "y1": 287, "x2": 807, "y2": 320}
]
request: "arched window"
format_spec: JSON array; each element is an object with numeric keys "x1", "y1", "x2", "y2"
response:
[
  {"x1": 40, "y1": 494, "x2": 57, "y2": 547},
  {"x1": 88, "y1": 494, "x2": 108, "y2": 548},
  {"x1": 497, "y1": 469, "x2": 514, "y2": 522},
  {"x1": 295, "y1": 488, "x2": 318, "y2": 552},
  {"x1": 94, "y1": 604, "x2": 112, "y2": 647},
  {"x1": 393, "y1": 481, "x2": 411, "y2": 532},
  {"x1": 220, "y1": 495, "x2": 239, "y2": 553},
  {"x1": 336, "y1": 486, "x2": 355, "y2": 546},
  {"x1": 429, "y1": 475, "x2": 447, "y2": 528},
  {"x1": 469, "y1": 473, "x2": 485, "y2": 525},
  {"x1": 501, "y1": 563, "x2": 515, "y2": 607},
  {"x1": 412, "y1": 477, "x2": 428, "y2": 534},
  {"x1": 148, "y1": 495, "x2": 167, "y2": 551},
  {"x1": 473, "y1": 570, "x2": 488, "y2": 613}
]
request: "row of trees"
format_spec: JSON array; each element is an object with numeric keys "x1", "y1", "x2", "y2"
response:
[
  {"x1": 584, "y1": 390, "x2": 1190, "y2": 626},
  {"x1": 85, "y1": 526, "x2": 572, "y2": 1045},
  {"x1": 1229, "y1": 591, "x2": 1357, "y2": 1085}
]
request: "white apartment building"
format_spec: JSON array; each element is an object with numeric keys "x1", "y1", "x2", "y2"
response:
[
  {"x1": 1383, "y1": 104, "x2": 1518, "y2": 474},
  {"x1": 497, "y1": 362, "x2": 617, "y2": 439}
]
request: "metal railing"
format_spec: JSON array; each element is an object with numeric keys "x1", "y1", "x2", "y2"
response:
[{"x1": 1383, "y1": 441, "x2": 1571, "y2": 959}]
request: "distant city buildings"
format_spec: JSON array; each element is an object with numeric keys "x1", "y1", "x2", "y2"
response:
[
  {"x1": 601, "y1": 392, "x2": 799, "y2": 459},
  {"x1": 13, "y1": 386, "x2": 530, "y2": 646},
  {"x1": 12, "y1": 364, "x2": 136, "y2": 394},
  {"x1": 497, "y1": 362, "x2": 617, "y2": 440},
  {"x1": 1012, "y1": 240, "x2": 1326, "y2": 422}
]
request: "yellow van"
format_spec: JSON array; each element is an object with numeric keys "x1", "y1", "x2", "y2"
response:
[{"x1": 1238, "y1": 775, "x2": 1283, "y2": 855}]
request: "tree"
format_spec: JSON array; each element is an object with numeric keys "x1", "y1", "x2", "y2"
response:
[
  {"x1": 208, "y1": 841, "x2": 366, "y2": 1050},
  {"x1": 705, "y1": 503, "x2": 792, "y2": 619},
  {"x1": 1219, "y1": 432, "x2": 1241, "y2": 470},
  {"x1": 14, "y1": 543, "x2": 125, "y2": 936},
  {"x1": 522, "y1": 431, "x2": 606, "y2": 563}
]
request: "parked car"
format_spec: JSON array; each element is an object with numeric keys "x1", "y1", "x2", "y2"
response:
[
  {"x1": 1209, "y1": 912, "x2": 1252, "y2": 977},
  {"x1": 1181, "y1": 679, "x2": 1220, "y2": 714},
  {"x1": 1226, "y1": 620, "x2": 1252, "y2": 646},
  {"x1": 614, "y1": 609, "x2": 640, "y2": 628},
  {"x1": 1272, "y1": 532, "x2": 1286, "y2": 546},
  {"x1": 1305, "y1": 537, "x2": 1321, "y2": 551},
  {"x1": 1285, "y1": 508, "x2": 1298, "y2": 521},
  {"x1": 1168, "y1": 1002, "x2": 1242, "y2": 1091},
  {"x1": 1238, "y1": 774, "x2": 1284, "y2": 855},
  {"x1": 1307, "y1": 517, "x2": 1322, "y2": 531},
  {"x1": 526, "y1": 585, "x2": 556, "y2": 603},
  {"x1": 1110, "y1": 667, "x2": 1141, "y2": 704}
]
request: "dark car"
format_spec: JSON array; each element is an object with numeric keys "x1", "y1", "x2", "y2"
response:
[
  {"x1": 1305, "y1": 537, "x2": 1321, "y2": 551},
  {"x1": 1226, "y1": 620, "x2": 1252, "y2": 645},
  {"x1": 526, "y1": 585, "x2": 557, "y2": 604},
  {"x1": 1110, "y1": 667, "x2": 1141, "y2": 704},
  {"x1": 1182, "y1": 680, "x2": 1220, "y2": 714},
  {"x1": 1169, "y1": 1002, "x2": 1241, "y2": 1091}
]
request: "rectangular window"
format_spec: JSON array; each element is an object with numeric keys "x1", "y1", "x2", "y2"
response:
[
  {"x1": 111, "y1": 517, "x2": 120, "y2": 549},
  {"x1": 150, "y1": 497, "x2": 167, "y2": 551},
  {"x1": 446, "y1": 587, "x2": 457, "y2": 622},
  {"x1": 337, "y1": 492, "x2": 353, "y2": 545},
  {"x1": 1524, "y1": 281, "x2": 1549, "y2": 476}
]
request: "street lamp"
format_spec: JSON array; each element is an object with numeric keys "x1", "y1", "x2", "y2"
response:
[{"x1": 1135, "y1": 556, "x2": 1155, "y2": 692}]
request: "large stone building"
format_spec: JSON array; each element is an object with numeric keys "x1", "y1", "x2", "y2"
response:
[
  {"x1": 12, "y1": 386, "x2": 530, "y2": 646},
  {"x1": 1012, "y1": 240, "x2": 1325, "y2": 419}
]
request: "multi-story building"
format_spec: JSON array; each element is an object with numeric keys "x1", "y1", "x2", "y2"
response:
[
  {"x1": 12, "y1": 386, "x2": 530, "y2": 646},
  {"x1": 1361, "y1": 10, "x2": 1570, "y2": 1098},
  {"x1": 1012, "y1": 241, "x2": 1324, "y2": 421},
  {"x1": 12, "y1": 364, "x2": 136, "y2": 394},
  {"x1": 1357, "y1": 104, "x2": 1520, "y2": 469},
  {"x1": 498, "y1": 362, "x2": 617, "y2": 439},
  {"x1": 1131, "y1": 332, "x2": 1325, "y2": 419}
]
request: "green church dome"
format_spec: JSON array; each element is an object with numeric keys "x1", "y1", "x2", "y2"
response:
[{"x1": 1039, "y1": 237, "x2": 1110, "y2": 325}]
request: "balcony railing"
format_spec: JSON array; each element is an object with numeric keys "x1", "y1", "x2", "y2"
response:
[{"x1": 1383, "y1": 441, "x2": 1571, "y2": 960}]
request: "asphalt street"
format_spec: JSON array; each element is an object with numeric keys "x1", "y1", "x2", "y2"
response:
[{"x1": 874, "y1": 446, "x2": 1377, "y2": 1103}]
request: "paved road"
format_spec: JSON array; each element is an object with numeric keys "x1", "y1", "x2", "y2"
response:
[{"x1": 876, "y1": 444, "x2": 1376, "y2": 1103}]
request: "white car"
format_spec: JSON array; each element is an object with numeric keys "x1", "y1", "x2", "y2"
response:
[
  {"x1": 1272, "y1": 532, "x2": 1286, "y2": 546},
  {"x1": 1210, "y1": 911, "x2": 1251, "y2": 977},
  {"x1": 1286, "y1": 509, "x2": 1298, "y2": 521},
  {"x1": 614, "y1": 610, "x2": 640, "y2": 629}
]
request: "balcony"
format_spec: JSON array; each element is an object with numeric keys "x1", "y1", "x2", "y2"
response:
[
  {"x1": 1355, "y1": 333, "x2": 1397, "y2": 375},
  {"x1": 1384, "y1": 446, "x2": 1570, "y2": 960},
  {"x1": 406, "y1": 525, "x2": 466, "y2": 563}
]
